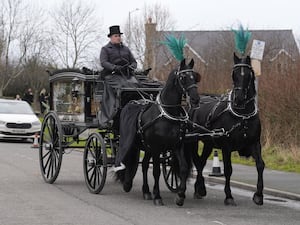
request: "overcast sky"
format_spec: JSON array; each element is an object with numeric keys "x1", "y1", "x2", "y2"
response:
[{"x1": 37, "y1": 0, "x2": 300, "y2": 37}]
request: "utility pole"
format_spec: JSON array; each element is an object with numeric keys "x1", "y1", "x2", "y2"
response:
[{"x1": 128, "y1": 8, "x2": 139, "y2": 49}]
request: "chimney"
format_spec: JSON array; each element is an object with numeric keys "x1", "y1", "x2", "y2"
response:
[{"x1": 144, "y1": 17, "x2": 157, "y2": 78}]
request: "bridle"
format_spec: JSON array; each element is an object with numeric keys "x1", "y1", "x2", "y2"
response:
[
  {"x1": 232, "y1": 63, "x2": 255, "y2": 108},
  {"x1": 175, "y1": 68, "x2": 198, "y2": 93},
  {"x1": 229, "y1": 63, "x2": 258, "y2": 118}
]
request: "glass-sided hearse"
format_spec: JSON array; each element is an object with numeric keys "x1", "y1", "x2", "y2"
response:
[{"x1": 38, "y1": 68, "x2": 180, "y2": 194}]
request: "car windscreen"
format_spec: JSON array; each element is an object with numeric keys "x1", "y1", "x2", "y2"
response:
[{"x1": 0, "y1": 101, "x2": 34, "y2": 114}]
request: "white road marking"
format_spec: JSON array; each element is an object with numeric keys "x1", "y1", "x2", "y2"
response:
[{"x1": 212, "y1": 220, "x2": 227, "y2": 225}]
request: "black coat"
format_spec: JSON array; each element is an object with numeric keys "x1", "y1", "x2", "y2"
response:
[
  {"x1": 100, "y1": 42, "x2": 137, "y2": 75},
  {"x1": 23, "y1": 92, "x2": 33, "y2": 105}
]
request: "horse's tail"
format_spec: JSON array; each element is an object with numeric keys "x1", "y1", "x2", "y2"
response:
[
  {"x1": 172, "y1": 146, "x2": 193, "y2": 178},
  {"x1": 184, "y1": 145, "x2": 193, "y2": 178}
]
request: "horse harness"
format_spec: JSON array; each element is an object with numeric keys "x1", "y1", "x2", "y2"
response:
[
  {"x1": 191, "y1": 63, "x2": 258, "y2": 138},
  {"x1": 136, "y1": 93, "x2": 189, "y2": 148},
  {"x1": 136, "y1": 68, "x2": 196, "y2": 148}
]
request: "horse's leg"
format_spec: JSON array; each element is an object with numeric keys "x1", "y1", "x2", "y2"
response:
[
  {"x1": 251, "y1": 141, "x2": 265, "y2": 205},
  {"x1": 142, "y1": 150, "x2": 152, "y2": 200},
  {"x1": 191, "y1": 141, "x2": 213, "y2": 199},
  {"x1": 222, "y1": 148, "x2": 236, "y2": 206},
  {"x1": 152, "y1": 153, "x2": 163, "y2": 205},
  {"x1": 174, "y1": 144, "x2": 191, "y2": 206}
]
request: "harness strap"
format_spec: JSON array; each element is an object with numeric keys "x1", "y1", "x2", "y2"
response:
[
  {"x1": 137, "y1": 105, "x2": 161, "y2": 136},
  {"x1": 156, "y1": 93, "x2": 189, "y2": 122},
  {"x1": 227, "y1": 91, "x2": 258, "y2": 119},
  {"x1": 176, "y1": 69, "x2": 194, "y2": 74},
  {"x1": 205, "y1": 94, "x2": 229, "y2": 127},
  {"x1": 186, "y1": 84, "x2": 198, "y2": 91},
  {"x1": 189, "y1": 90, "x2": 258, "y2": 138},
  {"x1": 233, "y1": 63, "x2": 253, "y2": 69},
  {"x1": 137, "y1": 94, "x2": 188, "y2": 145}
]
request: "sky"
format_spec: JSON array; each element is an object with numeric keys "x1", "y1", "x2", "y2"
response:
[{"x1": 37, "y1": 0, "x2": 300, "y2": 38}]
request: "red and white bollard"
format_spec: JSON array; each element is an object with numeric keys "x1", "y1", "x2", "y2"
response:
[{"x1": 31, "y1": 133, "x2": 39, "y2": 148}]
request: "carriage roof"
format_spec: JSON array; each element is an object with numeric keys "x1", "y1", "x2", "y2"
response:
[{"x1": 48, "y1": 68, "x2": 100, "y2": 83}]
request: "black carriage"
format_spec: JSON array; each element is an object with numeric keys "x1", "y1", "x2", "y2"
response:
[{"x1": 38, "y1": 68, "x2": 180, "y2": 193}]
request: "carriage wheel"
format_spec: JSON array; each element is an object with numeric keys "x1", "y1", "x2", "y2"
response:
[
  {"x1": 162, "y1": 151, "x2": 180, "y2": 193},
  {"x1": 39, "y1": 111, "x2": 63, "y2": 184},
  {"x1": 83, "y1": 132, "x2": 107, "y2": 194}
]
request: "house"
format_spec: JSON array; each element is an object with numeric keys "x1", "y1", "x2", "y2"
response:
[{"x1": 144, "y1": 18, "x2": 300, "y2": 92}]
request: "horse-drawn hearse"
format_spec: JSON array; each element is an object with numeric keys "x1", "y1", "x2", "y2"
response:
[
  {"x1": 38, "y1": 65, "x2": 189, "y2": 195},
  {"x1": 39, "y1": 32, "x2": 265, "y2": 207}
]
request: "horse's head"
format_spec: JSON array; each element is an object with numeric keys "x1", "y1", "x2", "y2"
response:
[
  {"x1": 232, "y1": 53, "x2": 256, "y2": 108},
  {"x1": 175, "y1": 58, "x2": 201, "y2": 106}
]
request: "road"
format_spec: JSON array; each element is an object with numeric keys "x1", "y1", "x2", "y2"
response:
[{"x1": 0, "y1": 139, "x2": 299, "y2": 225}]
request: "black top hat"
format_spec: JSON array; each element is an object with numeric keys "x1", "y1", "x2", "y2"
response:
[{"x1": 107, "y1": 25, "x2": 123, "y2": 37}]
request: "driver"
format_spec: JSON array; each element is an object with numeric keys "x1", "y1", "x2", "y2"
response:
[{"x1": 99, "y1": 25, "x2": 139, "y2": 127}]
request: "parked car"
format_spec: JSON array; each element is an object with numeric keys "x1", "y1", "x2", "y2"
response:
[{"x1": 0, "y1": 99, "x2": 41, "y2": 140}]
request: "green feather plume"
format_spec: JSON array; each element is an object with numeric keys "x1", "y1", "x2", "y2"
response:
[
  {"x1": 160, "y1": 34, "x2": 187, "y2": 61},
  {"x1": 232, "y1": 24, "x2": 252, "y2": 55}
]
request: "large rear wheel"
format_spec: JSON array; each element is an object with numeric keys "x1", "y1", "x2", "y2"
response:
[
  {"x1": 83, "y1": 132, "x2": 107, "y2": 194},
  {"x1": 162, "y1": 151, "x2": 180, "y2": 193},
  {"x1": 39, "y1": 111, "x2": 63, "y2": 184}
]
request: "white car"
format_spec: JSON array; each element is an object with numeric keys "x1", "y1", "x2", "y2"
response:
[{"x1": 0, "y1": 99, "x2": 41, "y2": 140}]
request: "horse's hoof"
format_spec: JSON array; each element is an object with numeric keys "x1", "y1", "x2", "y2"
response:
[
  {"x1": 253, "y1": 193, "x2": 263, "y2": 205},
  {"x1": 195, "y1": 188, "x2": 206, "y2": 197},
  {"x1": 123, "y1": 182, "x2": 132, "y2": 192},
  {"x1": 143, "y1": 192, "x2": 153, "y2": 200},
  {"x1": 175, "y1": 196, "x2": 185, "y2": 206},
  {"x1": 199, "y1": 189, "x2": 207, "y2": 197},
  {"x1": 224, "y1": 198, "x2": 237, "y2": 206},
  {"x1": 153, "y1": 198, "x2": 164, "y2": 206},
  {"x1": 193, "y1": 192, "x2": 204, "y2": 199}
]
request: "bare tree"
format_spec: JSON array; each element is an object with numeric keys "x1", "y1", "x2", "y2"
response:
[
  {"x1": 0, "y1": 0, "x2": 48, "y2": 97},
  {"x1": 49, "y1": 0, "x2": 102, "y2": 68},
  {"x1": 0, "y1": 0, "x2": 25, "y2": 96},
  {"x1": 122, "y1": 3, "x2": 175, "y2": 68}
]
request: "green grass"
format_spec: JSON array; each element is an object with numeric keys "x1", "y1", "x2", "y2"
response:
[{"x1": 198, "y1": 142, "x2": 300, "y2": 173}]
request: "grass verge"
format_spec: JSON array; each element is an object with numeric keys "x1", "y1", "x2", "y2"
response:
[{"x1": 199, "y1": 142, "x2": 300, "y2": 173}]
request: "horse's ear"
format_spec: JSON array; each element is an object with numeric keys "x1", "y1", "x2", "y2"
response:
[
  {"x1": 234, "y1": 52, "x2": 240, "y2": 64},
  {"x1": 188, "y1": 58, "x2": 194, "y2": 68},
  {"x1": 246, "y1": 55, "x2": 251, "y2": 65},
  {"x1": 180, "y1": 59, "x2": 186, "y2": 69},
  {"x1": 194, "y1": 72, "x2": 201, "y2": 83}
]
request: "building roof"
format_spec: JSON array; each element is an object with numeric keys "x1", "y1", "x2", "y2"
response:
[
  {"x1": 269, "y1": 48, "x2": 295, "y2": 62},
  {"x1": 153, "y1": 29, "x2": 300, "y2": 69}
]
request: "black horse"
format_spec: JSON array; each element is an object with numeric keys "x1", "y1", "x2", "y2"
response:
[
  {"x1": 187, "y1": 53, "x2": 265, "y2": 206},
  {"x1": 118, "y1": 58, "x2": 200, "y2": 206}
]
